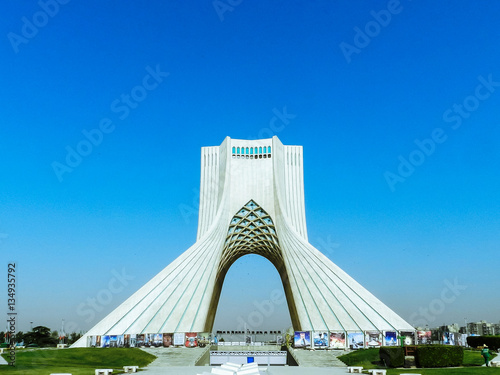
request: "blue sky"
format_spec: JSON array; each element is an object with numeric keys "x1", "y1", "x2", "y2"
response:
[{"x1": 1, "y1": 0, "x2": 499, "y2": 334}]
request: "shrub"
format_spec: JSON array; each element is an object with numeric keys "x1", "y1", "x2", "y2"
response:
[
  {"x1": 379, "y1": 347, "x2": 404, "y2": 367},
  {"x1": 467, "y1": 335, "x2": 500, "y2": 351},
  {"x1": 416, "y1": 345, "x2": 464, "y2": 367}
]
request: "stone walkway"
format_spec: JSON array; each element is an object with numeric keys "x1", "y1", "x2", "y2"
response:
[{"x1": 140, "y1": 365, "x2": 350, "y2": 375}]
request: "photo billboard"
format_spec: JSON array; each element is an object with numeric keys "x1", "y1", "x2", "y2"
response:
[
  {"x1": 101, "y1": 335, "x2": 110, "y2": 348},
  {"x1": 365, "y1": 331, "x2": 382, "y2": 347},
  {"x1": 348, "y1": 332, "x2": 364, "y2": 349},
  {"x1": 136, "y1": 334, "x2": 145, "y2": 347},
  {"x1": 163, "y1": 333, "x2": 173, "y2": 347},
  {"x1": 384, "y1": 331, "x2": 397, "y2": 346},
  {"x1": 329, "y1": 332, "x2": 346, "y2": 349},
  {"x1": 173, "y1": 332, "x2": 184, "y2": 346},
  {"x1": 443, "y1": 332, "x2": 455, "y2": 345},
  {"x1": 416, "y1": 330, "x2": 431, "y2": 345},
  {"x1": 185, "y1": 332, "x2": 198, "y2": 347},
  {"x1": 401, "y1": 331, "x2": 415, "y2": 345},
  {"x1": 313, "y1": 331, "x2": 329, "y2": 348},
  {"x1": 293, "y1": 331, "x2": 311, "y2": 348}
]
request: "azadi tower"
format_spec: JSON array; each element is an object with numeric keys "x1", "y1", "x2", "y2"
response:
[{"x1": 72, "y1": 136, "x2": 413, "y2": 347}]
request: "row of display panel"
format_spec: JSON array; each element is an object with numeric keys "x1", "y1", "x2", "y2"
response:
[
  {"x1": 86, "y1": 333, "x2": 208, "y2": 348},
  {"x1": 85, "y1": 330, "x2": 473, "y2": 348},
  {"x1": 294, "y1": 331, "x2": 471, "y2": 349}
]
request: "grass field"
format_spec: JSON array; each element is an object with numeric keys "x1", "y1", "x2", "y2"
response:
[
  {"x1": 338, "y1": 348, "x2": 500, "y2": 375},
  {"x1": 2, "y1": 346, "x2": 499, "y2": 374},
  {"x1": 385, "y1": 369, "x2": 500, "y2": 374},
  {"x1": 338, "y1": 347, "x2": 382, "y2": 368},
  {"x1": 1, "y1": 347, "x2": 156, "y2": 374},
  {"x1": 464, "y1": 350, "x2": 498, "y2": 366}
]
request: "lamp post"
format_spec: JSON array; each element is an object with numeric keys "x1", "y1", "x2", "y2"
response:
[{"x1": 60, "y1": 319, "x2": 65, "y2": 344}]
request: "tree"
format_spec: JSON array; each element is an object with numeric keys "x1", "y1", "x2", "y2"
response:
[
  {"x1": 15, "y1": 331, "x2": 25, "y2": 345},
  {"x1": 26, "y1": 326, "x2": 57, "y2": 347},
  {"x1": 51, "y1": 330, "x2": 59, "y2": 343},
  {"x1": 68, "y1": 332, "x2": 82, "y2": 345}
]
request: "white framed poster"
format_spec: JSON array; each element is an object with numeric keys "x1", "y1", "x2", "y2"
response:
[{"x1": 173, "y1": 332, "x2": 184, "y2": 346}]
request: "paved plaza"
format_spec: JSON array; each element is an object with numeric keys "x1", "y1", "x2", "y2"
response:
[
  {"x1": 140, "y1": 346, "x2": 350, "y2": 374},
  {"x1": 141, "y1": 366, "x2": 350, "y2": 375}
]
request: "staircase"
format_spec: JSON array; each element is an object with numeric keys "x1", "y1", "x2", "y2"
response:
[
  {"x1": 289, "y1": 347, "x2": 347, "y2": 367},
  {"x1": 141, "y1": 346, "x2": 210, "y2": 367}
]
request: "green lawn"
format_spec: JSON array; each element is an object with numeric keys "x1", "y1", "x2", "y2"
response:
[
  {"x1": 464, "y1": 349, "x2": 498, "y2": 366},
  {"x1": 1, "y1": 347, "x2": 156, "y2": 374},
  {"x1": 338, "y1": 348, "x2": 382, "y2": 368},
  {"x1": 338, "y1": 348, "x2": 500, "y2": 375},
  {"x1": 385, "y1": 369, "x2": 500, "y2": 374}
]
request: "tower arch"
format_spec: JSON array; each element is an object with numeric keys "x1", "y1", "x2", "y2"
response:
[{"x1": 205, "y1": 200, "x2": 301, "y2": 330}]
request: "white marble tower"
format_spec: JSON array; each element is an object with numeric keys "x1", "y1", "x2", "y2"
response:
[{"x1": 72, "y1": 136, "x2": 413, "y2": 347}]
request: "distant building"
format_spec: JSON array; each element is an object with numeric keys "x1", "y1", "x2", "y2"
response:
[
  {"x1": 447, "y1": 324, "x2": 460, "y2": 333},
  {"x1": 467, "y1": 321, "x2": 499, "y2": 335},
  {"x1": 434, "y1": 324, "x2": 459, "y2": 334}
]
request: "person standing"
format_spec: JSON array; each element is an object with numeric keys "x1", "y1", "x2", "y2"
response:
[{"x1": 481, "y1": 344, "x2": 491, "y2": 367}]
